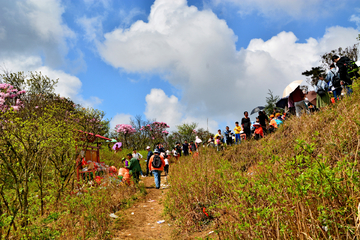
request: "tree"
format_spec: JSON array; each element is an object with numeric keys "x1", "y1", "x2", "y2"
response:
[
  {"x1": 264, "y1": 90, "x2": 280, "y2": 115},
  {"x1": 176, "y1": 122, "x2": 198, "y2": 142},
  {"x1": 302, "y1": 66, "x2": 326, "y2": 86},
  {"x1": 115, "y1": 124, "x2": 137, "y2": 148}
]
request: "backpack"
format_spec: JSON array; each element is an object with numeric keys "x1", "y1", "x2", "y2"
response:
[
  {"x1": 152, "y1": 155, "x2": 162, "y2": 168},
  {"x1": 331, "y1": 70, "x2": 341, "y2": 88},
  {"x1": 316, "y1": 80, "x2": 327, "y2": 96}
]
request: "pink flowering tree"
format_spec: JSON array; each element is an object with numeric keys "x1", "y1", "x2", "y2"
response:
[
  {"x1": 115, "y1": 124, "x2": 137, "y2": 147},
  {"x1": 0, "y1": 83, "x2": 26, "y2": 112},
  {"x1": 140, "y1": 121, "x2": 169, "y2": 145}
]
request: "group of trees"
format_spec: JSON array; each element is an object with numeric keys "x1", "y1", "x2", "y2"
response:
[
  {"x1": 111, "y1": 116, "x2": 212, "y2": 150},
  {"x1": 0, "y1": 71, "x2": 110, "y2": 238}
]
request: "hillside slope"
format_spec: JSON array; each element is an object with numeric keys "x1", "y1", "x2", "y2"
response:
[{"x1": 165, "y1": 81, "x2": 360, "y2": 239}]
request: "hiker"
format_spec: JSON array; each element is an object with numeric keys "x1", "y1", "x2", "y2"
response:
[
  {"x1": 258, "y1": 111, "x2": 269, "y2": 134},
  {"x1": 332, "y1": 55, "x2": 359, "y2": 95},
  {"x1": 183, "y1": 140, "x2": 189, "y2": 156},
  {"x1": 214, "y1": 129, "x2": 224, "y2": 144},
  {"x1": 126, "y1": 153, "x2": 141, "y2": 184},
  {"x1": 155, "y1": 142, "x2": 165, "y2": 153},
  {"x1": 207, "y1": 136, "x2": 215, "y2": 147},
  {"x1": 275, "y1": 113, "x2": 283, "y2": 127},
  {"x1": 326, "y1": 63, "x2": 342, "y2": 101},
  {"x1": 164, "y1": 154, "x2": 170, "y2": 176},
  {"x1": 190, "y1": 140, "x2": 197, "y2": 154},
  {"x1": 215, "y1": 136, "x2": 223, "y2": 151},
  {"x1": 195, "y1": 136, "x2": 202, "y2": 150},
  {"x1": 224, "y1": 126, "x2": 233, "y2": 146},
  {"x1": 234, "y1": 122, "x2": 242, "y2": 144},
  {"x1": 269, "y1": 114, "x2": 277, "y2": 133},
  {"x1": 289, "y1": 86, "x2": 309, "y2": 117},
  {"x1": 132, "y1": 148, "x2": 144, "y2": 177},
  {"x1": 175, "y1": 142, "x2": 182, "y2": 157},
  {"x1": 146, "y1": 146, "x2": 153, "y2": 177},
  {"x1": 315, "y1": 75, "x2": 330, "y2": 108},
  {"x1": 241, "y1": 111, "x2": 251, "y2": 139},
  {"x1": 148, "y1": 149, "x2": 165, "y2": 189},
  {"x1": 172, "y1": 147, "x2": 178, "y2": 160},
  {"x1": 253, "y1": 123, "x2": 263, "y2": 140}
]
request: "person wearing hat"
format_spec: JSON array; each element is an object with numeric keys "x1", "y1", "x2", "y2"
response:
[
  {"x1": 253, "y1": 123, "x2": 263, "y2": 140},
  {"x1": 146, "y1": 146, "x2": 153, "y2": 177},
  {"x1": 126, "y1": 153, "x2": 141, "y2": 184},
  {"x1": 132, "y1": 148, "x2": 144, "y2": 177},
  {"x1": 268, "y1": 114, "x2": 277, "y2": 133},
  {"x1": 148, "y1": 149, "x2": 165, "y2": 189},
  {"x1": 275, "y1": 113, "x2": 283, "y2": 127}
]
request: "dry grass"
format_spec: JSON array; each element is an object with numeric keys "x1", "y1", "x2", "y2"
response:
[{"x1": 165, "y1": 81, "x2": 360, "y2": 239}]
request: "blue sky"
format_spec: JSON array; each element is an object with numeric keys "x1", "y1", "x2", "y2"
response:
[{"x1": 0, "y1": 0, "x2": 359, "y2": 133}]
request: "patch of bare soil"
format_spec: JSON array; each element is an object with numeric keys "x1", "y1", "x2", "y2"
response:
[{"x1": 112, "y1": 174, "x2": 173, "y2": 239}]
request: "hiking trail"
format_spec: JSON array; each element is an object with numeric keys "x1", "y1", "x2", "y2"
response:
[{"x1": 112, "y1": 174, "x2": 173, "y2": 239}]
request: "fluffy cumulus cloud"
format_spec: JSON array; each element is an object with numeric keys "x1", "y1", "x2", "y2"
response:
[
  {"x1": 98, "y1": 0, "x2": 359, "y2": 130},
  {"x1": 211, "y1": 0, "x2": 343, "y2": 19},
  {"x1": 144, "y1": 89, "x2": 184, "y2": 130},
  {"x1": 0, "y1": 0, "x2": 100, "y2": 107}
]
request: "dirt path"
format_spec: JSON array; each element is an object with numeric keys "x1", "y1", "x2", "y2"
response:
[{"x1": 112, "y1": 174, "x2": 173, "y2": 239}]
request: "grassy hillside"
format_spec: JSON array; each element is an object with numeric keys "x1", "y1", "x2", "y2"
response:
[{"x1": 165, "y1": 81, "x2": 360, "y2": 239}]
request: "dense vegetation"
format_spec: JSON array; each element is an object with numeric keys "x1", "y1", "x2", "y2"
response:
[{"x1": 165, "y1": 81, "x2": 360, "y2": 239}]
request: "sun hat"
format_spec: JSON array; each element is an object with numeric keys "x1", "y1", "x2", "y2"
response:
[
  {"x1": 154, "y1": 149, "x2": 160, "y2": 154},
  {"x1": 270, "y1": 114, "x2": 274, "y2": 118},
  {"x1": 146, "y1": 146, "x2": 150, "y2": 149},
  {"x1": 253, "y1": 123, "x2": 261, "y2": 127}
]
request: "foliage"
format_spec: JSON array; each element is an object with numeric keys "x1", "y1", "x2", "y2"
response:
[
  {"x1": 264, "y1": 89, "x2": 280, "y2": 115},
  {"x1": 139, "y1": 121, "x2": 169, "y2": 146},
  {"x1": 165, "y1": 78, "x2": 360, "y2": 238},
  {"x1": 0, "y1": 83, "x2": 26, "y2": 111},
  {"x1": 175, "y1": 122, "x2": 198, "y2": 142},
  {"x1": 302, "y1": 66, "x2": 326, "y2": 86}
]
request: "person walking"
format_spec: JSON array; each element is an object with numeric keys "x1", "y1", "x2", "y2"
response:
[
  {"x1": 289, "y1": 86, "x2": 309, "y2": 117},
  {"x1": 175, "y1": 142, "x2": 182, "y2": 158},
  {"x1": 148, "y1": 149, "x2": 165, "y2": 189},
  {"x1": 326, "y1": 64, "x2": 342, "y2": 101},
  {"x1": 145, "y1": 146, "x2": 153, "y2": 177},
  {"x1": 332, "y1": 55, "x2": 359, "y2": 95},
  {"x1": 315, "y1": 75, "x2": 330, "y2": 108},
  {"x1": 241, "y1": 111, "x2": 251, "y2": 139},
  {"x1": 125, "y1": 153, "x2": 141, "y2": 184}
]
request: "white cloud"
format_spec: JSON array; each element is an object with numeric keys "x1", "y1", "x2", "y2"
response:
[
  {"x1": 0, "y1": 57, "x2": 101, "y2": 108},
  {"x1": 77, "y1": 16, "x2": 103, "y2": 42},
  {"x1": 98, "y1": 0, "x2": 359, "y2": 132},
  {"x1": 0, "y1": 0, "x2": 75, "y2": 67},
  {"x1": 350, "y1": 10, "x2": 360, "y2": 29},
  {"x1": 110, "y1": 113, "x2": 133, "y2": 130},
  {"x1": 144, "y1": 89, "x2": 184, "y2": 130}
]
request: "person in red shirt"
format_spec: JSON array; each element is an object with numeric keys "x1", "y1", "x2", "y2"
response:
[
  {"x1": 253, "y1": 123, "x2": 263, "y2": 140},
  {"x1": 148, "y1": 149, "x2": 165, "y2": 189},
  {"x1": 289, "y1": 86, "x2": 309, "y2": 117}
]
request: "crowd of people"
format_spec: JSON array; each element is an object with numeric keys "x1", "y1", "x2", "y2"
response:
[
  {"x1": 290, "y1": 55, "x2": 359, "y2": 117},
  {"x1": 119, "y1": 55, "x2": 359, "y2": 189}
]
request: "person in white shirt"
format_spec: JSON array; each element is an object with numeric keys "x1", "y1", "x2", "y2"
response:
[{"x1": 164, "y1": 154, "x2": 170, "y2": 176}]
